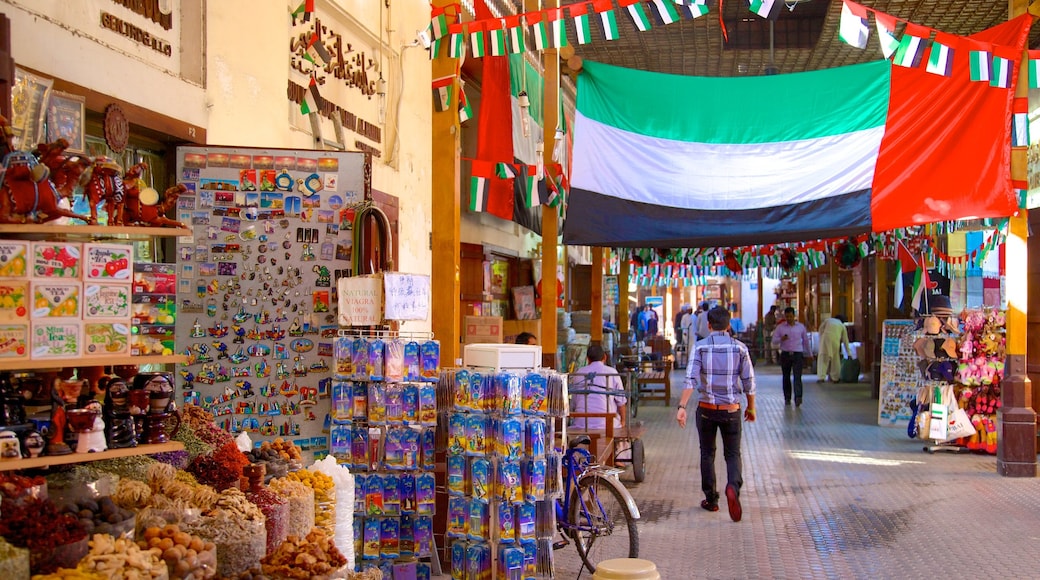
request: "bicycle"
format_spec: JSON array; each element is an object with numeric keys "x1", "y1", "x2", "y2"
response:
[{"x1": 554, "y1": 434, "x2": 640, "y2": 574}]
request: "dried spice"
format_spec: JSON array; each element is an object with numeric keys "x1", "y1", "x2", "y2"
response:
[
  {"x1": 180, "y1": 405, "x2": 235, "y2": 449},
  {"x1": 268, "y1": 477, "x2": 314, "y2": 539},
  {"x1": 259, "y1": 529, "x2": 346, "y2": 579},
  {"x1": 0, "y1": 473, "x2": 46, "y2": 500},
  {"x1": 0, "y1": 497, "x2": 87, "y2": 574},
  {"x1": 187, "y1": 442, "x2": 249, "y2": 491}
]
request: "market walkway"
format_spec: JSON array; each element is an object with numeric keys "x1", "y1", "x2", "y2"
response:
[{"x1": 551, "y1": 365, "x2": 1040, "y2": 580}]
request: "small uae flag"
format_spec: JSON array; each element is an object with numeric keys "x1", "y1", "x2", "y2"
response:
[
  {"x1": 532, "y1": 13, "x2": 548, "y2": 51},
  {"x1": 650, "y1": 0, "x2": 680, "y2": 25},
  {"x1": 682, "y1": 1, "x2": 710, "y2": 19},
  {"x1": 990, "y1": 47, "x2": 1015, "y2": 89},
  {"x1": 748, "y1": 0, "x2": 781, "y2": 19},
  {"x1": 470, "y1": 24, "x2": 486, "y2": 58},
  {"x1": 304, "y1": 34, "x2": 330, "y2": 65},
  {"x1": 432, "y1": 75, "x2": 454, "y2": 112},
  {"x1": 594, "y1": 0, "x2": 620, "y2": 41},
  {"x1": 622, "y1": 0, "x2": 653, "y2": 32},
  {"x1": 1013, "y1": 98, "x2": 1029, "y2": 147},
  {"x1": 521, "y1": 164, "x2": 539, "y2": 208},
  {"x1": 892, "y1": 25, "x2": 928, "y2": 68},
  {"x1": 429, "y1": 36, "x2": 442, "y2": 60},
  {"x1": 507, "y1": 16, "x2": 526, "y2": 53},
  {"x1": 430, "y1": 11, "x2": 449, "y2": 40},
  {"x1": 496, "y1": 162, "x2": 517, "y2": 179},
  {"x1": 470, "y1": 160, "x2": 493, "y2": 212},
  {"x1": 301, "y1": 76, "x2": 320, "y2": 115},
  {"x1": 459, "y1": 85, "x2": 473, "y2": 123},
  {"x1": 837, "y1": 0, "x2": 869, "y2": 49},
  {"x1": 489, "y1": 24, "x2": 506, "y2": 57},
  {"x1": 875, "y1": 12, "x2": 900, "y2": 60},
  {"x1": 549, "y1": 8, "x2": 567, "y2": 48},
  {"x1": 291, "y1": 0, "x2": 314, "y2": 22},
  {"x1": 1028, "y1": 50, "x2": 1040, "y2": 89},
  {"x1": 968, "y1": 43, "x2": 992, "y2": 82},
  {"x1": 925, "y1": 33, "x2": 955, "y2": 77},
  {"x1": 448, "y1": 24, "x2": 465, "y2": 58},
  {"x1": 572, "y1": 3, "x2": 592, "y2": 45}
]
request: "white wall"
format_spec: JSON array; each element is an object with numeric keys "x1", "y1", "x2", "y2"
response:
[{"x1": 740, "y1": 274, "x2": 780, "y2": 327}]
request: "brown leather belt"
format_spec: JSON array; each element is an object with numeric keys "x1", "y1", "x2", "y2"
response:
[{"x1": 698, "y1": 402, "x2": 740, "y2": 411}]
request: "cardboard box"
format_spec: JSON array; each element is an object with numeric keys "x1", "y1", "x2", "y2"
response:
[
  {"x1": 131, "y1": 334, "x2": 175, "y2": 356},
  {"x1": 464, "y1": 315, "x2": 503, "y2": 344},
  {"x1": 30, "y1": 320, "x2": 81, "y2": 359},
  {"x1": 83, "y1": 283, "x2": 132, "y2": 319},
  {"x1": 0, "y1": 279, "x2": 29, "y2": 322},
  {"x1": 83, "y1": 243, "x2": 134, "y2": 281},
  {"x1": 132, "y1": 299, "x2": 176, "y2": 325},
  {"x1": 31, "y1": 281, "x2": 82, "y2": 319},
  {"x1": 0, "y1": 240, "x2": 29, "y2": 278},
  {"x1": 30, "y1": 241, "x2": 81, "y2": 279},
  {"x1": 82, "y1": 322, "x2": 130, "y2": 356},
  {"x1": 0, "y1": 325, "x2": 28, "y2": 359},
  {"x1": 132, "y1": 263, "x2": 176, "y2": 294}
]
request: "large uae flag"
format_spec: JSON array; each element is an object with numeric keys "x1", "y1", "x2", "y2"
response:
[{"x1": 563, "y1": 16, "x2": 1030, "y2": 248}]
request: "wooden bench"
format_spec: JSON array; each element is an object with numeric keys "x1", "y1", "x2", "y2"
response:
[{"x1": 637, "y1": 359, "x2": 672, "y2": 405}]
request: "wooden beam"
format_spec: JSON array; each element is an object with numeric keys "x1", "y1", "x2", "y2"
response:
[
  {"x1": 591, "y1": 247, "x2": 603, "y2": 345},
  {"x1": 430, "y1": 0, "x2": 461, "y2": 365},
  {"x1": 539, "y1": 0, "x2": 560, "y2": 368}
]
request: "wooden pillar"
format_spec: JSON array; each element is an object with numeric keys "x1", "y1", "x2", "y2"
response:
[
  {"x1": 619, "y1": 258, "x2": 630, "y2": 336},
  {"x1": 539, "y1": 0, "x2": 560, "y2": 368},
  {"x1": 430, "y1": 0, "x2": 461, "y2": 364},
  {"x1": 999, "y1": 0, "x2": 1037, "y2": 477},
  {"x1": 796, "y1": 271, "x2": 806, "y2": 324},
  {"x1": 829, "y1": 258, "x2": 838, "y2": 321},
  {"x1": 591, "y1": 247, "x2": 603, "y2": 346},
  {"x1": 757, "y1": 267, "x2": 764, "y2": 327},
  {"x1": 0, "y1": 16, "x2": 12, "y2": 120}
]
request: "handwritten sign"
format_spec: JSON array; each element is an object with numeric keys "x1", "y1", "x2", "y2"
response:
[
  {"x1": 338, "y1": 276, "x2": 382, "y2": 326},
  {"x1": 383, "y1": 273, "x2": 430, "y2": 321}
]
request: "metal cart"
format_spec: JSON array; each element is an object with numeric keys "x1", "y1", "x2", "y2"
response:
[{"x1": 567, "y1": 370, "x2": 647, "y2": 483}]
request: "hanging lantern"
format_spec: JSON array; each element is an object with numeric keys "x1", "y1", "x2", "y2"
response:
[
  {"x1": 724, "y1": 250, "x2": 742, "y2": 274},
  {"x1": 835, "y1": 238, "x2": 862, "y2": 270},
  {"x1": 779, "y1": 248, "x2": 797, "y2": 272}
]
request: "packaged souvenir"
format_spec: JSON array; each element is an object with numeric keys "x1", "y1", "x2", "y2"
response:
[
  {"x1": 351, "y1": 381, "x2": 368, "y2": 419},
  {"x1": 402, "y1": 383, "x2": 419, "y2": 423},
  {"x1": 416, "y1": 473, "x2": 436, "y2": 516},
  {"x1": 400, "y1": 513, "x2": 416, "y2": 558},
  {"x1": 383, "y1": 472, "x2": 401, "y2": 517},
  {"x1": 363, "y1": 517, "x2": 381, "y2": 560},
  {"x1": 400, "y1": 426, "x2": 420, "y2": 470},
  {"x1": 30, "y1": 241, "x2": 81, "y2": 279},
  {"x1": 498, "y1": 417, "x2": 524, "y2": 461},
  {"x1": 466, "y1": 542, "x2": 491, "y2": 580},
  {"x1": 417, "y1": 562, "x2": 431, "y2": 580},
  {"x1": 351, "y1": 426, "x2": 370, "y2": 470},
  {"x1": 415, "y1": 516, "x2": 433, "y2": 557},
  {"x1": 385, "y1": 338, "x2": 405, "y2": 381},
  {"x1": 0, "y1": 240, "x2": 28, "y2": 278},
  {"x1": 498, "y1": 461, "x2": 522, "y2": 504},
  {"x1": 330, "y1": 422, "x2": 350, "y2": 459},
  {"x1": 385, "y1": 384, "x2": 404, "y2": 423},
  {"x1": 498, "y1": 545, "x2": 524, "y2": 580},
  {"x1": 498, "y1": 499, "x2": 516, "y2": 543},
  {"x1": 420, "y1": 339, "x2": 440, "y2": 380},
  {"x1": 450, "y1": 540, "x2": 466, "y2": 580},
  {"x1": 470, "y1": 457, "x2": 492, "y2": 503},
  {"x1": 447, "y1": 496, "x2": 469, "y2": 538},
  {"x1": 448, "y1": 413, "x2": 467, "y2": 455},
  {"x1": 467, "y1": 372, "x2": 486, "y2": 412},
  {"x1": 83, "y1": 242, "x2": 133, "y2": 281},
  {"x1": 521, "y1": 539, "x2": 537, "y2": 577},
  {"x1": 523, "y1": 458, "x2": 546, "y2": 502},
  {"x1": 380, "y1": 517, "x2": 400, "y2": 559},
  {"x1": 517, "y1": 502, "x2": 536, "y2": 541},
  {"x1": 420, "y1": 427, "x2": 436, "y2": 470},
  {"x1": 404, "y1": 340, "x2": 422, "y2": 381},
  {"x1": 468, "y1": 498, "x2": 489, "y2": 541},
  {"x1": 368, "y1": 426, "x2": 383, "y2": 470},
  {"x1": 527, "y1": 417, "x2": 546, "y2": 458},
  {"x1": 466, "y1": 413, "x2": 489, "y2": 456},
  {"x1": 418, "y1": 383, "x2": 437, "y2": 426},
  {"x1": 331, "y1": 379, "x2": 351, "y2": 420},
  {"x1": 447, "y1": 453, "x2": 467, "y2": 496},
  {"x1": 352, "y1": 337, "x2": 368, "y2": 380},
  {"x1": 354, "y1": 474, "x2": 366, "y2": 515},
  {"x1": 384, "y1": 427, "x2": 406, "y2": 470},
  {"x1": 368, "y1": 338, "x2": 385, "y2": 381},
  {"x1": 334, "y1": 335, "x2": 353, "y2": 376},
  {"x1": 365, "y1": 473, "x2": 384, "y2": 516},
  {"x1": 400, "y1": 472, "x2": 417, "y2": 514},
  {"x1": 523, "y1": 373, "x2": 548, "y2": 415},
  {"x1": 367, "y1": 382, "x2": 387, "y2": 424},
  {"x1": 495, "y1": 372, "x2": 522, "y2": 416},
  {"x1": 453, "y1": 369, "x2": 471, "y2": 411}
]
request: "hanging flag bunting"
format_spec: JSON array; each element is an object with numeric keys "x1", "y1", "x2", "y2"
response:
[
  {"x1": 874, "y1": 12, "x2": 900, "y2": 60},
  {"x1": 506, "y1": 16, "x2": 526, "y2": 54},
  {"x1": 488, "y1": 21, "x2": 506, "y2": 57},
  {"x1": 496, "y1": 162, "x2": 517, "y2": 179},
  {"x1": 470, "y1": 22, "x2": 486, "y2": 58},
  {"x1": 838, "y1": 0, "x2": 869, "y2": 49},
  {"x1": 968, "y1": 41, "x2": 992, "y2": 83},
  {"x1": 748, "y1": 0, "x2": 781, "y2": 20},
  {"x1": 1012, "y1": 98, "x2": 1029, "y2": 147},
  {"x1": 990, "y1": 46, "x2": 1016, "y2": 89},
  {"x1": 594, "y1": 0, "x2": 620, "y2": 41},
  {"x1": 549, "y1": 8, "x2": 567, "y2": 48},
  {"x1": 448, "y1": 23, "x2": 466, "y2": 59},
  {"x1": 682, "y1": 1, "x2": 710, "y2": 19},
  {"x1": 470, "y1": 160, "x2": 494, "y2": 212},
  {"x1": 1028, "y1": 50, "x2": 1040, "y2": 89},
  {"x1": 572, "y1": 3, "x2": 592, "y2": 45},
  {"x1": 429, "y1": 36, "x2": 442, "y2": 60},
  {"x1": 291, "y1": 0, "x2": 314, "y2": 22},
  {"x1": 924, "y1": 33, "x2": 955, "y2": 77},
  {"x1": 459, "y1": 85, "x2": 473, "y2": 123},
  {"x1": 522, "y1": 165, "x2": 539, "y2": 208},
  {"x1": 531, "y1": 11, "x2": 549, "y2": 51},
  {"x1": 892, "y1": 24, "x2": 928, "y2": 68},
  {"x1": 304, "y1": 34, "x2": 331, "y2": 65},
  {"x1": 620, "y1": 0, "x2": 652, "y2": 32},
  {"x1": 300, "y1": 76, "x2": 319, "y2": 115},
  {"x1": 430, "y1": 10, "x2": 449, "y2": 40},
  {"x1": 431, "y1": 75, "x2": 454, "y2": 112},
  {"x1": 650, "y1": 0, "x2": 681, "y2": 25}
]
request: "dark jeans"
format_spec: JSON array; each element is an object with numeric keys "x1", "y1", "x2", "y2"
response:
[
  {"x1": 696, "y1": 406, "x2": 743, "y2": 501},
  {"x1": 779, "y1": 351, "x2": 805, "y2": 402}
]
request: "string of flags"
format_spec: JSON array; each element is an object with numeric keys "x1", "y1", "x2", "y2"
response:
[{"x1": 463, "y1": 158, "x2": 568, "y2": 214}]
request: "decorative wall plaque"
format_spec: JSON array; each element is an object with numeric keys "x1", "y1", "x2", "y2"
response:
[{"x1": 103, "y1": 104, "x2": 129, "y2": 153}]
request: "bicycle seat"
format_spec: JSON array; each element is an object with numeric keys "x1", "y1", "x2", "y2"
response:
[{"x1": 568, "y1": 434, "x2": 591, "y2": 449}]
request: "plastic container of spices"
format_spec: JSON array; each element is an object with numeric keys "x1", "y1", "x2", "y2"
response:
[{"x1": 244, "y1": 464, "x2": 289, "y2": 554}]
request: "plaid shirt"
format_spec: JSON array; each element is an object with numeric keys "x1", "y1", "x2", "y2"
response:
[{"x1": 685, "y1": 331, "x2": 756, "y2": 406}]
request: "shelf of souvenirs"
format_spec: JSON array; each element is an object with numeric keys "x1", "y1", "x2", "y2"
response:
[
  {"x1": 0, "y1": 224, "x2": 191, "y2": 239},
  {"x1": 0, "y1": 441, "x2": 184, "y2": 472},
  {"x1": 0, "y1": 354, "x2": 188, "y2": 372}
]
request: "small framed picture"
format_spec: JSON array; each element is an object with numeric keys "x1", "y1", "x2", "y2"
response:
[{"x1": 45, "y1": 91, "x2": 85, "y2": 153}]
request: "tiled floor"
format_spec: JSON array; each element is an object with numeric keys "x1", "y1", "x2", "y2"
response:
[{"x1": 551, "y1": 365, "x2": 1040, "y2": 579}]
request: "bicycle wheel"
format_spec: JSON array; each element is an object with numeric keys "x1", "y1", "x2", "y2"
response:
[{"x1": 568, "y1": 475, "x2": 639, "y2": 572}]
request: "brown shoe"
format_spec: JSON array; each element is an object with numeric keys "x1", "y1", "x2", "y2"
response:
[{"x1": 725, "y1": 483, "x2": 742, "y2": 522}]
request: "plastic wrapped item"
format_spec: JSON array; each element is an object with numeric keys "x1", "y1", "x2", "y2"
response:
[
  {"x1": 269, "y1": 477, "x2": 315, "y2": 540},
  {"x1": 244, "y1": 464, "x2": 289, "y2": 554},
  {"x1": 0, "y1": 538, "x2": 29, "y2": 579},
  {"x1": 308, "y1": 455, "x2": 354, "y2": 567},
  {"x1": 30, "y1": 537, "x2": 89, "y2": 576}
]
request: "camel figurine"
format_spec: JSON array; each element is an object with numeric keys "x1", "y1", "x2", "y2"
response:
[
  {"x1": 132, "y1": 183, "x2": 187, "y2": 228},
  {"x1": 82, "y1": 156, "x2": 125, "y2": 225},
  {"x1": 32, "y1": 140, "x2": 91, "y2": 201},
  {"x1": 120, "y1": 162, "x2": 149, "y2": 227},
  {"x1": 0, "y1": 116, "x2": 93, "y2": 224}
]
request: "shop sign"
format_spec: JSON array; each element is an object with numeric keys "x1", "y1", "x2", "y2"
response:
[
  {"x1": 383, "y1": 273, "x2": 430, "y2": 321},
  {"x1": 337, "y1": 275, "x2": 382, "y2": 326}
]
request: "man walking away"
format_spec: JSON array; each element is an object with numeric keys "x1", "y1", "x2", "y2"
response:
[
  {"x1": 695, "y1": 302, "x2": 711, "y2": 341},
  {"x1": 771, "y1": 307, "x2": 813, "y2": 407},
  {"x1": 816, "y1": 315, "x2": 851, "y2": 383},
  {"x1": 676, "y1": 306, "x2": 756, "y2": 522},
  {"x1": 763, "y1": 305, "x2": 778, "y2": 364}
]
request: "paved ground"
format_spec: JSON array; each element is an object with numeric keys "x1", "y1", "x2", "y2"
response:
[{"x1": 551, "y1": 365, "x2": 1040, "y2": 580}]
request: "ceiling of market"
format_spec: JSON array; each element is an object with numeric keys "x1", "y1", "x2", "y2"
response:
[{"x1": 471, "y1": 1, "x2": 1040, "y2": 79}]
